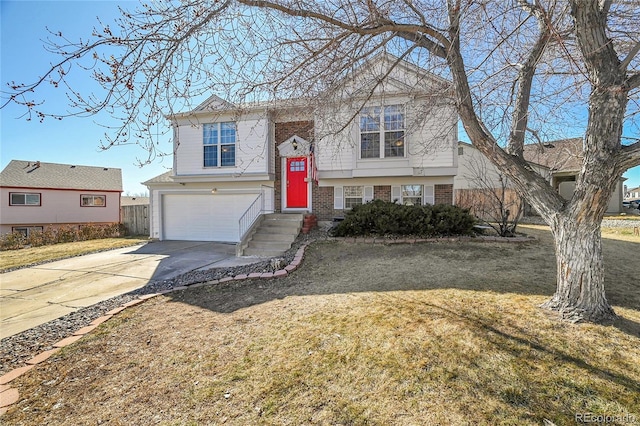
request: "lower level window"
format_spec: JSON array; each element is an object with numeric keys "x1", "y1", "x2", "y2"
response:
[
  {"x1": 12, "y1": 226, "x2": 43, "y2": 237},
  {"x1": 401, "y1": 185, "x2": 423, "y2": 206},
  {"x1": 344, "y1": 186, "x2": 363, "y2": 209},
  {"x1": 81, "y1": 195, "x2": 106, "y2": 207}
]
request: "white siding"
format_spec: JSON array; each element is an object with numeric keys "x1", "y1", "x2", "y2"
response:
[
  {"x1": 146, "y1": 181, "x2": 273, "y2": 240},
  {"x1": 149, "y1": 188, "x2": 162, "y2": 239},
  {"x1": 162, "y1": 193, "x2": 255, "y2": 242},
  {"x1": 315, "y1": 95, "x2": 457, "y2": 177},
  {"x1": 454, "y1": 144, "x2": 511, "y2": 190},
  {"x1": 174, "y1": 114, "x2": 270, "y2": 177}
]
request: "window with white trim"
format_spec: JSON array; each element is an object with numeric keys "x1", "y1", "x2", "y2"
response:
[
  {"x1": 359, "y1": 105, "x2": 405, "y2": 159},
  {"x1": 401, "y1": 185, "x2": 423, "y2": 206},
  {"x1": 203, "y1": 122, "x2": 236, "y2": 167},
  {"x1": 10, "y1": 192, "x2": 41, "y2": 206},
  {"x1": 344, "y1": 186, "x2": 363, "y2": 209},
  {"x1": 81, "y1": 195, "x2": 106, "y2": 207}
]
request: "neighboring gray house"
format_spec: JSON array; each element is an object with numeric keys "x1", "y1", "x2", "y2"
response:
[
  {"x1": 455, "y1": 139, "x2": 626, "y2": 215},
  {"x1": 0, "y1": 160, "x2": 123, "y2": 236}
]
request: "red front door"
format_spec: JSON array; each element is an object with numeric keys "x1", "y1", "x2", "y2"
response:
[{"x1": 286, "y1": 157, "x2": 308, "y2": 208}]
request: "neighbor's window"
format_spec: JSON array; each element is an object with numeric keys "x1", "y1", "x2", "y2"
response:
[
  {"x1": 344, "y1": 186, "x2": 363, "y2": 209},
  {"x1": 359, "y1": 105, "x2": 405, "y2": 159},
  {"x1": 12, "y1": 226, "x2": 43, "y2": 237},
  {"x1": 204, "y1": 122, "x2": 236, "y2": 167},
  {"x1": 401, "y1": 185, "x2": 423, "y2": 206},
  {"x1": 81, "y1": 195, "x2": 106, "y2": 207},
  {"x1": 10, "y1": 192, "x2": 41, "y2": 206}
]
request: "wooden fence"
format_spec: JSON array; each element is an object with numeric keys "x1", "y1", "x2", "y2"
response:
[
  {"x1": 120, "y1": 205, "x2": 149, "y2": 236},
  {"x1": 455, "y1": 188, "x2": 524, "y2": 222}
]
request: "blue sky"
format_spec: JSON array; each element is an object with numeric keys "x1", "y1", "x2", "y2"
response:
[
  {"x1": 1, "y1": 0, "x2": 639, "y2": 194},
  {"x1": 1, "y1": 0, "x2": 168, "y2": 195}
]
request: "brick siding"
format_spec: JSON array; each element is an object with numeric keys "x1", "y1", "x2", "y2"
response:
[
  {"x1": 374, "y1": 185, "x2": 391, "y2": 202},
  {"x1": 313, "y1": 186, "x2": 344, "y2": 221},
  {"x1": 435, "y1": 184, "x2": 454, "y2": 205}
]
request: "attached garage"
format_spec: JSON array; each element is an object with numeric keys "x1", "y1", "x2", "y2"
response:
[{"x1": 161, "y1": 193, "x2": 256, "y2": 242}]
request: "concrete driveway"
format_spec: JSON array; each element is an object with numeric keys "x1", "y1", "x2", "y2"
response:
[{"x1": 0, "y1": 241, "x2": 261, "y2": 339}]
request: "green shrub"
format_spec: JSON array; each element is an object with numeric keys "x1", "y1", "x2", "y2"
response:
[{"x1": 331, "y1": 200, "x2": 475, "y2": 237}]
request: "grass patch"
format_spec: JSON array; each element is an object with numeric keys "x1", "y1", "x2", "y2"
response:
[
  {"x1": 0, "y1": 237, "x2": 148, "y2": 272},
  {"x1": 601, "y1": 227, "x2": 640, "y2": 242},
  {"x1": 3, "y1": 227, "x2": 639, "y2": 424}
]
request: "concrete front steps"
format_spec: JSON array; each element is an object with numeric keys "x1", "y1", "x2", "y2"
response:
[{"x1": 242, "y1": 213, "x2": 304, "y2": 257}]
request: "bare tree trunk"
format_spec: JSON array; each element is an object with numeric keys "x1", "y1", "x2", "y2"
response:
[{"x1": 542, "y1": 217, "x2": 616, "y2": 323}]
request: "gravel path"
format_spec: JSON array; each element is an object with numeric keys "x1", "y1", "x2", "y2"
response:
[
  {"x1": 520, "y1": 215, "x2": 640, "y2": 228},
  {"x1": 0, "y1": 229, "x2": 328, "y2": 376}
]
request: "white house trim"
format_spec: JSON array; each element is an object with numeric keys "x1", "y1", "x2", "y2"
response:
[
  {"x1": 278, "y1": 135, "x2": 313, "y2": 212},
  {"x1": 280, "y1": 157, "x2": 313, "y2": 213}
]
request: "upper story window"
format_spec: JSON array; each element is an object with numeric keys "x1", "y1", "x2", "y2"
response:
[
  {"x1": 10, "y1": 192, "x2": 41, "y2": 206},
  {"x1": 81, "y1": 195, "x2": 106, "y2": 207},
  {"x1": 204, "y1": 122, "x2": 236, "y2": 167},
  {"x1": 359, "y1": 105, "x2": 405, "y2": 159}
]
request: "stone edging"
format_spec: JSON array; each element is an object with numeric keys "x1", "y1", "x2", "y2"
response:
[
  {"x1": 0, "y1": 234, "x2": 533, "y2": 414},
  {"x1": 0, "y1": 243, "x2": 311, "y2": 415}
]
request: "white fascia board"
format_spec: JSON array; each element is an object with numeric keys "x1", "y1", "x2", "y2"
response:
[
  {"x1": 413, "y1": 167, "x2": 458, "y2": 177},
  {"x1": 171, "y1": 173, "x2": 274, "y2": 183},
  {"x1": 352, "y1": 167, "x2": 414, "y2": 177}
]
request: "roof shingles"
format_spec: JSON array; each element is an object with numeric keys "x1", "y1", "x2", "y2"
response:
[
  {"x1": 0, "y1": 160, "x2": 122, "y2": 191},
  {"x1": 522, "y1": 138, "x2": 584, "y2": 172}
]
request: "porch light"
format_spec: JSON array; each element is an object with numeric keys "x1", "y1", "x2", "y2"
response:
[
  {"x1": 292, "y1": 138, "x2": 298, "y2": 150},
  {"x1": 211, "y1": 188, "x2": 218, "y2": 194}
]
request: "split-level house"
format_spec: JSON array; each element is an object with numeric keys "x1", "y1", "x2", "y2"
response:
[
  {"x1": 144, "y1": 54, "x2": 458, "y2": 251},
  {"x1": 455, "y1": 139, "x2": 625, "y2": 216},
  {"x1": 0, "y1": 160, "x2": 123, "y2": 236}
]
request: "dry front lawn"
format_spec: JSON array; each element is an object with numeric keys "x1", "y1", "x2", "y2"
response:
[
  {"x1": 3, "y1": 226, "x2": 639, "y2": 425},
  {"x1": 0, "y1": 238, "x2": 148, "y2": 272}
]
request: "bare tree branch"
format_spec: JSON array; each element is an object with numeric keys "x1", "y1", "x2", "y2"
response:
[
  {"x1": 507, "y1": 0, "x2": 553, "y2": 158},
  {"x1": 619, "y1": 40, "x2": 640, "y2": 71}
]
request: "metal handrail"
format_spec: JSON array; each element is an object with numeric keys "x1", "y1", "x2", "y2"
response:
[{"x1": 238, "y1": 193, "x2": 263, "y2": 241}]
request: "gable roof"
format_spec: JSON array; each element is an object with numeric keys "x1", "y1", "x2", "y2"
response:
[
  {"x1": 323, "y1": 52, "x2": 453, "y2": 101},
  {"x1": 192, "y1": 94, "x2": 236, "y2": 112},
  {"x1": 142, "y1": 170, "x2": 174, "y2": 185},
  {"x1": 121, "y1": 196, "x2": 149, "y2": 205},
  {"x1": 522, "y1": 138, "x2": 583, "y2": 172},
  {"x1": 0, "y1": 160, "x2": 123, "y2": 191},
  {"x1": 175, "y1": 53, "x2": 451, "y2": 117}
]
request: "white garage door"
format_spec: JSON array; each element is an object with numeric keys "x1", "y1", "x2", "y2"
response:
[{"x1": 162, "y1": 193, "x2": 256, "y2": 242}]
